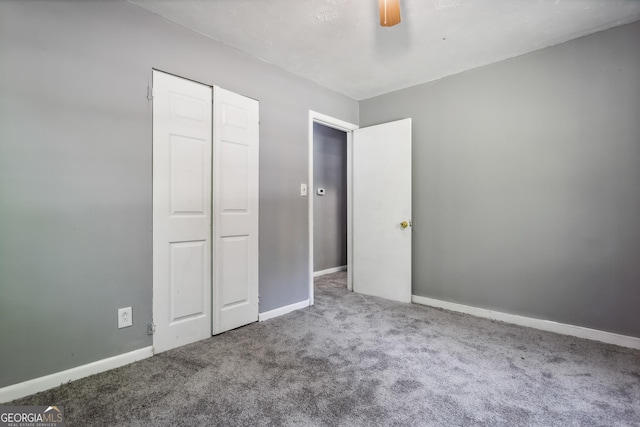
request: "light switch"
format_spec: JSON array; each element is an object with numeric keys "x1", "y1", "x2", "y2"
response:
[
  {"x1": 300, "y1": 183, "x2": 307, "y2": 196},
  {"x1": 317, "y1": 188, "x2": 325, "y2": 196}
]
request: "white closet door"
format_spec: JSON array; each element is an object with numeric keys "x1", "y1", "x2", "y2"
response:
[
  {"x1": 152, "y1": 70, "x2": 213, "y2": 353},
  {"x1": 213, "y1": 87, "x2": 259, "y2": 334}
]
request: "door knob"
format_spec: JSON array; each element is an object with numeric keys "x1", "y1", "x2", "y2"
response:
[{"x1": 400, "y1": 221, "x2": 411, "y2": 229}]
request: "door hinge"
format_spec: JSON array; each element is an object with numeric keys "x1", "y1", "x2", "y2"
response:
[
  {"x1": 147, "y1": 85, "x2": 155, "y2": 101},
  {"x1": 147, "y1": 322, "x2": 156, "y2": 335}
]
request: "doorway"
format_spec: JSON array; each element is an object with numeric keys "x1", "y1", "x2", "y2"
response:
[
  {"x1": 308, "y1": 112, "x2": 358, "y2": 305},
  {"x1": 308, "y1": 112, "x2": 413, "y2": 307},
  {"x1": 312, "y1": 123, "x2": 348, "y2": 277}
]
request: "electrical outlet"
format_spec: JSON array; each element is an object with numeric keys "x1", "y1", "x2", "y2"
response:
[{"x1": 118, "y1": 307, "x2": 133, "y2": 329}]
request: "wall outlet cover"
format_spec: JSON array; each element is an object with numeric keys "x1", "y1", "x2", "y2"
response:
[{"x1": 118, "y1": 307, "x2": 133, "y2": 329}]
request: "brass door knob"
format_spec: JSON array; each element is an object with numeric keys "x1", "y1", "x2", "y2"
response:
[{"x1": 400, "y1": 221, "x2": 411, "y2": 229}]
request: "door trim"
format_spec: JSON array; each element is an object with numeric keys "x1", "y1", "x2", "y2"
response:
[{"x1": 308, "y1": 111, "x2": 358, "y2": 305}]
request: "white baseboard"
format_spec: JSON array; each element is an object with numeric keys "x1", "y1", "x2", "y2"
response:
[
  {"x1": 411, "y1": 295, "x2": 640, "y2": 350},
  {"x1": 0, "y1": 346, "x2": 153, "y2": 403},
  {"x1": 259, "y1": 299, "x2": 310, "y2": 322},
  {"x1": 313, "y1": 265, "x2": 347, "y2": 277}
]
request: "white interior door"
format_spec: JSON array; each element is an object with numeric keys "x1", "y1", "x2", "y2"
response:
[
  {"x1": 353, "y1": 118, "x2": 412, "y2": 303},
  {"x1": 152, "y1": 70, "x2": 212, "y2": 353},
  {"x1": 213, "y1": 87, "x2": 259, "y2": 334}
]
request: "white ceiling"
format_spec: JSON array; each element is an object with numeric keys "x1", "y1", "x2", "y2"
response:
[{"x1": 128, "y1": 0, "x2": 640, "y2": 100}]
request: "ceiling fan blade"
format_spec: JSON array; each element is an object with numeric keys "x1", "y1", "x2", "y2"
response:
[{"x1": 379, "y1": 0, "x2": 401, "y2": 27}]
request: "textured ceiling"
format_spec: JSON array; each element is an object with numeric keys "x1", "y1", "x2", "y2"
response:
[{"x1": 128, "y1": 0, "x2": 640, "y2": 100}]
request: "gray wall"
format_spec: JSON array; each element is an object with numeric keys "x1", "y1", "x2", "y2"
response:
[
  {"x1": 313, "y1": 124, "x2": 348, "y2": 272},
  {"x1": 0, "y1": 0, "x2": 357, "y2": 388},
  {"x1": 360, "y1": 21, "x2": 640, "y2": 338}
]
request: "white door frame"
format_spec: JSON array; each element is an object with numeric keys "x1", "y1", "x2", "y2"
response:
[{"x1": 308, "y1": 111, "x2": 358, "y2": 305}]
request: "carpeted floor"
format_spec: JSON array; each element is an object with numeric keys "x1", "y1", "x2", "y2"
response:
[{"x1": 9, "y1": 272, "x2": 640, "y2": 426}]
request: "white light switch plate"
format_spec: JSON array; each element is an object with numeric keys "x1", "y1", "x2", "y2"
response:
[
  {"x1": 300, "y1": 183, "x2": 307, "y2": 196},
  {"x1": 118, "y1": 307, "x2": 133, "y2": 329}
]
